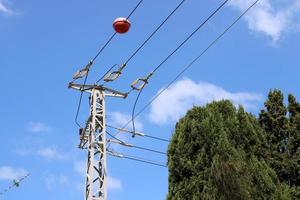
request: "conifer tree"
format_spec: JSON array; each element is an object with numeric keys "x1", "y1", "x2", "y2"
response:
[
  {"x1": 259, "y1": 90, "x2": 289, "y2": 153},
  {"x1": 167, "y1": 101, "x2": 287, "y2": 200},
  {"x1": 259, "y1": 91, "x2": 300, "y2": 190}
]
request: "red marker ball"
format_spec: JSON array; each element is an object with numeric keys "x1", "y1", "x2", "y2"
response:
[{"x1": 113, "y1": 17, "x2": 131, "y2": 34}]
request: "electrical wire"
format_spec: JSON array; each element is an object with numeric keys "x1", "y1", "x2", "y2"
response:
[
  {"x1": 143, "y1": 134, "x2": 170, "y2": 142},
  {"x1": 132, "y1": 145, "x2": 167, "y2": 155},
  {"x1": 92, "y1": 0, "x2": 144, "y2": 63},
  {"x1": 74, "y1": 0, "x2": 144, "y2": 127},
  {"x1": 74, "y1": 72, "x2": 89, "y2": 127},
  {"x1": 97, "y1": 64, "x2": 119, "y2": 84},
  {"x1": 0, "y1": 174, "x2": 30, "y2": 196},
  {"x1": 106, "y1": 131, "x2": 167, "y2": 155},
  {"x1": 131, "y1": 86, "x2": 144, "y2": 137},
  {"x1": 95, "y1": 0, "x2": 187, "y2": 85},
  {"x1": 124, "y1": 0, "x2": 186, "y2": 65},
  {"x1": 152, "y1": 0, "x2": 228, "y2": 75},
  {"x1": 131, "y1": 0, "x2": 229, "y2": 134},
  {"x1": 113, "y1": 0, "x2": 260, "y2": 138},
  {"x1": 106, "y1": 124, "x2": 170, "y2": 142},
  {"x1": 107, "y1": 150, "x2": 167, "y2": 168}
]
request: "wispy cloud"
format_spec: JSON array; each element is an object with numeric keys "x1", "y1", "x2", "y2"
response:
[
  {"x1": 149, "y1": 78, "x2": 262, "y2": 124},
  {"x1": 16, "y1": 146, "x2": 68, "y2": 161},
  {"x1": 0, "y1": 0, "x2": 14, "y2": 15},
  {"x1": 109, "y1": 112, "x2": 143, "y2": 131},
  {"x1": 74, "y1": 160, "x2": 85, "y2": 176},
  {"x1": 45, "y1": 174, "x2": 70, "y2": 189},
  {"x1": 229, "y1": 0, "x2": 300, "y2": 42},
  {"x1": 107, "y1": 176, "x2": 122, "y2": 191},
  {"x1": 28, "y1": 122, "x2": 50, "y2": 133},
  {"x1": 37, "y1": 147, "x2": 67, "y2": 160},
  {"x1": 0, "y1": 166, "x2": 28, "y2": 181}
]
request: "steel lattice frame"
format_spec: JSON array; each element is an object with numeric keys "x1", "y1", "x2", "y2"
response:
[
  {"x1": 84, "y1": 89, "x2": 107, "y2": 200},
  {"x1": 69, "y1": 83, "x2": 127, "y2": 200}
]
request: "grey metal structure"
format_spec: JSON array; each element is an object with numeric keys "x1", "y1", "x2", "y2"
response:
[{"x1": 69, "y1": 83, "x2": 127, "y2": 200}]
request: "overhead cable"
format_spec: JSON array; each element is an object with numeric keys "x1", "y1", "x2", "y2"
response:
[
  {"x1": 96, "y1": 0, "x2": 187, "y2": 84},
  {"x1": 124, "y1": 0, "x2": 187, "y2": 65},
  {"x1": 74, "y1": 0, "x2": 144, "y2": 127},
  {"x1": 130, "y1": 0, "x2": 229, "y2": 135},
  {"x1": 107, "y1": 149, "x2": 167, "y2": 168},
  {"x1": 106, "y1": 124, "x2": 170, "y2": 142},
  {"x1": 92, "y1": 0, "x2": 144, "y2": 63},
  {"x1": 106, "y1": 131, "x2": 167, "y2": 155},
  {"x1": 113, "y1": 0, "x2": 260, "y2": 137},
  {"x1": 0, "y1": 174, "x2": 30, "y2": 196}
]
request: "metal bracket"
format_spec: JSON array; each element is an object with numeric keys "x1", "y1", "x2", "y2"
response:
[
  {"x1": 107, "y1": 139, "x2": 133, "y2": 147},
  {"x1": 72, "y1": 61, "x2": 93, "y2": 80},
  {"x1": 104, "y1": 63, "x2": 126, "y2": 82},
  {"x1": 131, "y1": 72, "x2": 153, "y2": 91}
]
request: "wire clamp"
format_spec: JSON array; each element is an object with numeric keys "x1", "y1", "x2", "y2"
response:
[
  {"x1": 104, "y1": 63, "x2": 126, "y2": 82},
  {"x1": 130, "y1": 72, "x2": 153, "y2": 91},
  {"x1": 72, "y1": 61, "x2": 93, "y2": 80}
]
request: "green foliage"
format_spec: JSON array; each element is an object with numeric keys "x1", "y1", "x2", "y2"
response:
[
  {"x1": 259, "y1": 90, "x2": 289, "y2": 152},
  {"x1": 167, "y1": 91, "x2": 300, "y2": 199},
  {"x1": 259, "y1": 91, "x2": 300, "y2": 188},
  {"x1": 167, "y1": 100, "x2": 288, "y2": 200}
]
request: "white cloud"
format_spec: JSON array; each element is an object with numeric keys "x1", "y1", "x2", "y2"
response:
[
  {"x1": 28, "y1": 122, "x2": 50, "y2": 133},
  {"x1": 149, "y1": 78, "x2": 262, "y2": 124},
  {"x1": 109, "y1": 112, "x2": 143, "y2": 131},
  {"x1": 74, "y1": 160, "x2": 85, "y2": 176},
  {"x1": 107, "y1": 176, "x2": 122, "y2": 191},
  {"x1": 0, "y1": 166, "x2": 28, "y2": 181},
  {"x1": 0, "y1": 1, "x2": 13, "y2": 15},
  {"x1": 229, "y1": 0, "x2": 300, "y2": 42},
  {"x1": 45, "y1": 175, "x2": 70, "y2": 189},
  {"x1": 37, "y1": 147, "x2": 67, "y2": 160},
  {"x1": 16, "y1": 146, "x2": 68, "y2": 161}
]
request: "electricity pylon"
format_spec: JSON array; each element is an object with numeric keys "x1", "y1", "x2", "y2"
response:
[{"x1": 69, "y1": 83, "x2": 127, "y2": 200}]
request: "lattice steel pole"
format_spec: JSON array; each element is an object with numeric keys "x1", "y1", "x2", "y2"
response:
[{"x1": 69, "y1": 83, "x2": 127, "y2": 200}]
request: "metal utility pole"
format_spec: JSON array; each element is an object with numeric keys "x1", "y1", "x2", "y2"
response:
[{"x1": 69, "y1": 83, "x2": 127, "y2": 200}]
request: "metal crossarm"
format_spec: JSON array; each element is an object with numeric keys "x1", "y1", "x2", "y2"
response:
[{"x1": 69, "y1": 83, "x2": 128, "y2": 98}]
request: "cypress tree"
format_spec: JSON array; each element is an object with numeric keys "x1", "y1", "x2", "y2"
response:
[
  {"x1": 259, "y1": 91, "x2": 300, "y2": 190},
  {"x1": 167, "y1": 101, "x2": 287, "y2": 200},
  {"x1": 259, "y1": 90, "x2": 289, "y2": 153}
]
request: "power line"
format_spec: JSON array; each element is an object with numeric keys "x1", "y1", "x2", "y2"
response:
[
  {"x1": 0, "y1": 174, "x2": 30, "y2": 196},
  {"x1": 143, "y1": 134, "x2": 170, "y2": 142},
  {"x1": 124, "y1": 0, "x2": 187, "y2": 65},
  {"x1": 106, "y1": 131, "x2": 167, "y2": 155},
  {"x1": 74, "y1": 0, "x2": 144, "y2": 127},
  {"x1": 106, "y1": 124, "x2": 170, "y2": 142},
  {"x1": 131, "y1": 0, "x2": 229, "y2": 135},
  {"x1": 74, "y1": 72, "x2": 90, "y2": 127},
  {"x1": 113, "y1": 0, "x2": 260, "y2": 138},
  {"x1": 95, "y1": 0, "x2": 187, "y2": 84},
  {"x1": 152, "y1": 0, "x2": 229, "y2": 75},
  {"x1": 92, "y1": 0, "x2": 144, "y2": 63},
  {"x1": 107, "y1": 149, "x2": 167, "y2": 168}
]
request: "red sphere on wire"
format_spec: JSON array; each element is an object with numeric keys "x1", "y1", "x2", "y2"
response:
[{"x1": 113, "y1": 17, "x2": 131, "y2": 34}]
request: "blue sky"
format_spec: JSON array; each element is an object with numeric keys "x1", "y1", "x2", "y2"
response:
[{"x1": 0, "y1": 0, "x2": 299, "y2": 199}]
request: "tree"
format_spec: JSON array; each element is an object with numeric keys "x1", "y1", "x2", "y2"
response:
[
  {"x1": 288, "y1": 94, "x2": 300, "y2": 156},
  {"x1": 259, "y1": 90, "x2": 289, "y2": 153},
  {"x1": 167, "y1": 100, "x2": 288, "y2": 200},
  {"x1": 259, "y1": 91, "x2": 300, "y2": 190}
]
